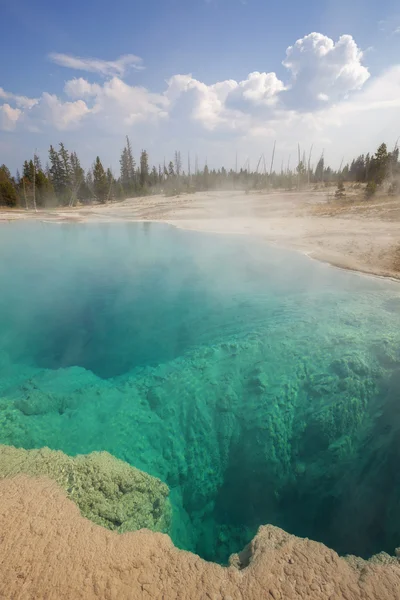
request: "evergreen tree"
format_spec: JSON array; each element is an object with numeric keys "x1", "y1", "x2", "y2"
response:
[
  {"x1": 48, "y1": 145, "x2": 66, "y2": 201},
  {"x1": 151, "y1": 166, "x2": 158, "y2": 186},
  {"x1": 0, "y1": 165, "x2": 18, "y2": 207},
  {"x1": 106, "y1": 168, "x2": 114, "y2": 201},
  {"x1": 315, "y1": 156, "x2": 324, "y2": 182},
  {"x1": 34, "y1": 154, "x2": 42, "y2": 173},
  {"x1": 168, "y1": 161, "x2": 175, "y2": 177},
  {"x1": 69, "y1": 151, "x2": 85, "y2": 204},
  {"x1": 93, "y1": 157, "x2": 108, "y2": 203},
  {"x1": 370, "y1": 143, "x2": 389, "y2": 185},
  {"x1": 23, "y1": 160, "x2": 34, "y2": 182},
  {"x1": 140, "y1": 150, "x2": 149, "y2": 189},
  {"x1": 126, "y1": 136, "x2": 135, "y2": 182},
  {"x1": 296, "y1": 160, "x2": 306, "y2": 188},
  {"x1": 115, "y1": 181, "x2": 125, "y2": 200},
  {"x1": 335, "y1": 180, "x2": 346, "y2": 200},
  {"x1": 34, "y1": 170, "x2": 54, "y2": 207},
  {"x1": 174, "y1": 151, "x2": 182, "y2": 177},
  {"x1": 119, "y1": 136, "x2": 136, "y2": 194},
  {"x1": 365, "y1": 180, "x2": 377, "y2": 199},
  {"x1": 85, "y1": 169, "x2": 94, "y2": 202},
  {"x1": 58, "y1": 143, "x2": 73, "y2": 200}
]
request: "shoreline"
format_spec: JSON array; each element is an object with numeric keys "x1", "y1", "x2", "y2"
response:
[{"x1": 1, "y1": 188, "x2": 399, "y2": 282}]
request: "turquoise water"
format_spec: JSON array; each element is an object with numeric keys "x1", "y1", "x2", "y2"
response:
[{"x1": 1, "y1": 221, "x2": 400, "y2": 562}]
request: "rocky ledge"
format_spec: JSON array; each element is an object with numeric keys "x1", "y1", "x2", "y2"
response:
[{"x1": 0, "y1": 475, "x2": 399, "y2": 600}]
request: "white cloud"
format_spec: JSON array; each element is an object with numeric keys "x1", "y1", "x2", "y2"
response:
[
  {"x1": 0, "y1": 87, "x2": 38, "y2": 109},
  {"x1": 394, "y1": 26, "x2": 400, "y2": 35},
  {"x1": 227, "y1": 71, "x2": 285, "y2": 109},
  {"x1": 2, "y1": 31, "x2": 399, "y2": 171},
  {"x1": 165, "y1": 33, "x2": 370, "y2": 134},
  {"x1": 64, "y1": 78, "x2": 101, "y2": 98},
  {"x1": 0, "y1": 104, "x2": 22, "y2": 131},
  {"x1": 49, "y1": 53, "x2": 144, "y2": 76},
  {"x1": 64, "y1": 76, "x2": 168, "y2": 132},
  {"x1": 282, "y1": 33, "x2": 370, "y2": 108},
  {"x1": 166, "y1": 74, "x2": 238, "y2": 130},
  {"x1": 38, "y1": 93, "x2": 90, "y2": 130}
]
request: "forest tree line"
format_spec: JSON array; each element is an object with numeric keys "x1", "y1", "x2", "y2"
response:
[{"x1": 0, "y1": 138, "x2": 399, "y2": 208}]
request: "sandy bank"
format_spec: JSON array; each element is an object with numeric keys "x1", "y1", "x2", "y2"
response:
[
  {"x1": 1, "y1": 189, "x2": 399, "y2": 280},
  {"x1": 0, "y1": 475, "x2": 399, "y2": 600}
]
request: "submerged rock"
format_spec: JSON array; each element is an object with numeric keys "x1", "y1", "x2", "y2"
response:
[{"x1": 0, "y1": 444, "x2": 171, "y2": 534}]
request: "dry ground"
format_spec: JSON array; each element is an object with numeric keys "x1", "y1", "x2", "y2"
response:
[{"x1": 0, "y1": 476, "x2": 399, "y2": 600}]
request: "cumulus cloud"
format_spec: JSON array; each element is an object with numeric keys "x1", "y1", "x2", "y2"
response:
[
  {"x1": 226, "y1": 71, "x2": 285, "y2": 110},
  {"x1": 64, "y1": 78, "x2": 102, "y2": 98},
  {"x1": 0, "y1": 87, "x2": 38, "y2": 109},
  {"x1": 48, "y1": 53, "x2": 144, "y2": 76},
  {"x1": 0, "y1": 104, "x2": 22, "y2": 131},
  {"x1": 38, "y1": 93, "x2": 90, "y2": 130},
  {"x1": 282, "y1": 33, "x2": 370, "y2": 108},
  {"x1": 3, "y1": 31, "x2": 397, "y2": 169},
  {"x1": 64, "y1": 77, "x2": 168, "y2": 132},
  {"x1": 166, "y1": 74, "x2": 238, "y2": 130},
  {"x1": 164, "y1": 33, "x2": 370, "y2": 133}
]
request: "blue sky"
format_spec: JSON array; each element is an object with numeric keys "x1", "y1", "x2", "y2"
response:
[{"x1": 1, "y1": 0, "x2": 400, "y2": 174}]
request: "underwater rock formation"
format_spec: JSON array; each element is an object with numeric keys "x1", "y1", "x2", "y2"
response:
[
  {"x1": 0, "y1": 445, "x2": 171, "y2": 534},
  {"x1": 0, "y1": 475, "x2": 399, "y2": 600},
  {"x1": 1, "y1": 223, "x2": 400, "y2": 563},
  {"x1": 1, "y1": 328, "x2": 400, "y2": 563}
]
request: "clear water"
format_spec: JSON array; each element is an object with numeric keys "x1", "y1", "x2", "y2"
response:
[{"x1": 1, "y1": 222, "x2": 400, "y2": 563}]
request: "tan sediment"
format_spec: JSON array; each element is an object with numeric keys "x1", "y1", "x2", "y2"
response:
[
  {"x1": 0, "y1": 475, "x2": 399, "y2": 600},
  {"x1": 1, "y1": 189, "x2": 399, "y2": 280}
]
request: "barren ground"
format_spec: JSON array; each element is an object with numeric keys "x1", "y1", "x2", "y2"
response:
[
  {"x1": 0, "y1": 476, "x2": 399, "y2": 600},
  {"x1": 1, "y1": 188, "x2": 399, "y2": 279}
]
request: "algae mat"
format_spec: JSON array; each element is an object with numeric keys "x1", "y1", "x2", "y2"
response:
[{"x1": 0, "y1": 222, "x2": 400, "y2": 562}]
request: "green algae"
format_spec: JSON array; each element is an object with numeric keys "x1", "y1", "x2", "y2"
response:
[{"x1": 0, "y1": 445, "x2": 171, "y2": 534}]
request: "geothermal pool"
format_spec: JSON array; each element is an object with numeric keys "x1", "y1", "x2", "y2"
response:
[{"x1": 0, "y1": 222, "x2": 400, "y2": 563}]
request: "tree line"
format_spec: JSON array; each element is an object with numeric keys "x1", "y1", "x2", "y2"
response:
[{"x1": 0, "y1": 139, "x2": 399, "y2": 208}]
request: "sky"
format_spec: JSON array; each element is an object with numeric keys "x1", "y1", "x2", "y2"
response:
[{"x1": 1, "y1": 0, "x2": 400, "y2": 175}]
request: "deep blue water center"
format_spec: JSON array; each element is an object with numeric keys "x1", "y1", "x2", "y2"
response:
[{"x1": 1, "y1": 222, "x2": 400, "y2": 563}]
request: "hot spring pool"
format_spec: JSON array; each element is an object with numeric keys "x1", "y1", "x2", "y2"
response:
[{"x1": 0, "y1": 221, "x2": 400, "y2": 563}]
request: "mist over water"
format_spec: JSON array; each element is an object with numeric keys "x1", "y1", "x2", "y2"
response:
[{"x1": 1, "y1": 222, "x2": 400, "y2": 563}]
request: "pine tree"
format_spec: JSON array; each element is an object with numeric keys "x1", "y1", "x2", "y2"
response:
[
  {"x1": 23, "y1": 160, "x2": 34, "y2": 182},
  {"x1": 174, "y1": 151, "x2": 182, "y2": 177},
  {"x1": 93, "y1": 157, "x2": 108, "y2": 203},
  {"x1": 0, "y1": 165, "x2": 18, "y2": 207},
  {"x1": 106, "y1": 168, "x2": 114, "y2": 201},
  {"x1": 119, "y1": 136, "x2": 136, "y2": 195},
  {"x1": 315, "y1": 156, "x2": 324, "y2": 182},
  {"x1": 34, "y1": 154, "x2": 42, "y2": 173},
  {"x1": 48, "y1": 145, "x2": 65, "y2": 202},
  {"x1": 335, "y1": 180, "x2": 346, "y2": 200},
  {"x1": 126, "y1": 136, "x2": 135, "y2": 181},
  {"x1": 34, "y1": 170, "x2": 54, "y2": 207},
  {"x1": 151, "y1": 166, "x2": 158, "y2": 186},
  {"x1": 140, "y1": 150, "x2": 149, "y2": 189},
  {"x1": 69, "y1": 151, "x2": 85, "y2": 205},
  {"x1": 58, "y1": 143, "x2": 72, "y2": 195},
  {"x1": 365, "y1": 180, "x2": 377, "y2": 199},
  {"x1": 371, "y1": 143, "x2": 389, "y2": 185}
]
